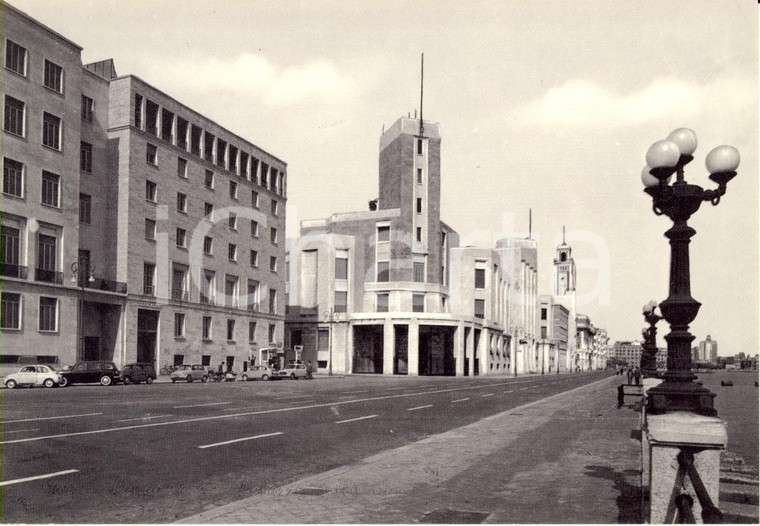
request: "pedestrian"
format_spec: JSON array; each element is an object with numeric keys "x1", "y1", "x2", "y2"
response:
[
  {"x1": 634, "y1": 366, "x2": 641, "y2": 386},
  {"x1": 617, "y1": 383, "x2": 625, "y2": 408},
  {"x1": 306, "y1": 361, "x2": 313, "y2": 380},
  {"x1": 218, "y1": 361, "x2": 224, "y2": 374},
  {"x1": 626, "y1": 367, "x2": 633, "y2": 385}
]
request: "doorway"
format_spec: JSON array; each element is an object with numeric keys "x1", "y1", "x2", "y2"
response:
[{"x1": 137, "y1": 309, "x2": 159, "y2": 366}]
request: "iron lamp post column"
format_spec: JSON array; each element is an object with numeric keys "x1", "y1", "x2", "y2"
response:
[
  {"x1": 71, "y1": 260, "x2": 95, "y2": 361},
  {"x1": 641, "y1": 128, "x2": 739, "y2": 416},
  {"x1": 640, "y1": 300, "x2": 662, "y2": 378}
]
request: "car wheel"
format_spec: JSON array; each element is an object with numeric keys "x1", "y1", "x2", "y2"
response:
[
  {"x1": 262, "y1": 374, "x2": 270, "y2": 381},
  {"x1": 242, "y1": 375, "x2": 249, "y2": 382},
  {"x1": 187, "y1": 376, "x2": 193, "y2": 383},
  {"x1": 59, "y1": 376, "x2": 68, "y2": 387},
  {"x1": 100, "y1": 375, "x2": 112, "y2": 386},
  {"x1": 5, "y1": 379, "x2": 17, "y2": 389},
  {"x1": 146, "y1": 377, "x2": 154, "y2": 384},
  {"x1": 290, "y1": 373, "x2": 297, "y2": 380},
  {"x1": 44, "y1": 378, "x2": 55, "y2": 388},
  {"x1": 123, "y1": 376, "x2": 132, "y2": 385},
  {"x1": 202, "y1": 375, "x2": 208, "y2": 383}
]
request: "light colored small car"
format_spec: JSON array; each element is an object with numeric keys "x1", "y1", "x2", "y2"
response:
[
  {"x1": 5, "y1": 365, "x2": 64, "y2": 388},
  {"x1": 240, "y1": 365, "x2": 279, "y2": 381},
  {"x1": 170, "y1": 364, "x2": 209, "y2": 383},
  {"x1": 277, "y1": 363, "x2": 308, "y2": 380}
]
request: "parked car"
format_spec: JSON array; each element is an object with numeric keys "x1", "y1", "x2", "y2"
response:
[
  {"x1": 4, "y1": 365, "x2": 65, "y2": 389},
  {"x1": 120, "y1": 363, "x2": 157, "y2": 384},
  {"x1": 170, "y1": 364, "x2": 209, "y2": 383},
  {"x1": 59, "y1": 361, "x2": 121, "y2": 386},
  {"x1": 240, "y1": 365, "x2": 280, "y2": 381},
  {"x1": 277, "y1": 363, "x2": 308, "y2": 380}
]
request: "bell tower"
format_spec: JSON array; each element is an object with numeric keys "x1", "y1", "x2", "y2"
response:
[{"x1": 553, "y1": 226, "x2": 576, "y2": 295}]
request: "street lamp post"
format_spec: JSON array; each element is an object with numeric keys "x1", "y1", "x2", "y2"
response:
[
  {"x1": 641, "y1": 128, "x2": 739, "y2": 416},
  {"x1": 323, "y1": 308, "x2": 342, "y2": 376},
  {"x1": 640, "y1": 300, "x2": 662, "y2": 378},
  {"x1": 71, "y1": 259, "x2": 95, "y2": 360}
]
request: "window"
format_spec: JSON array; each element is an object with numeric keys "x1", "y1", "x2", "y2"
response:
[
  {"x1": 5, "y1": 40, "x2": 27, "y2": 76},
  {"x1": 228, "y1": 243, "x2": 237, "y2": 261},
  {"x1": 216, "y1": 139, "x2": 227, "y2": 168},
  {"x1": 190, "y1": 124, "x2": 202, "y2": 155},
  {"x1": 146, "y1": 143, "x2": 158, "y2": 165},
  {"x1": 145, "y1": 180, "x2": 157, "y2": 202},
  {"x1": 417, "y1": 168, "x2": 423, "y2": 184},
  {"x1": 269, "y1": 289, "x2": 277, "y2": 314},
  {"x1": 335, "y1": 291, "x2": 347, "y2": 313},
  {"x1": 475, "y1": 268, "x2": 486, "y2": 289},
  {"x1": 37, "y1": 233, "x2": 57, "y2": 278},
  {"x1": 229, "y1": 180, "x2": 238, "y2": 200},
  {"x1": 413, "y1": 294, "x2": 425, "y2": 313},
  {"x1": 204, "y1": 202, "x2": 214, "y2": 220},
  {"x1": 417, "y1": 139, "x2": 423, "y2": 155},
  {"x1": 228, "y1": 146, "x2": 238, "y2": 173},
  {"x1": 176, "y1": 117, "x2": 188, "y2": 149},
  {"x1": 240, "y1": 153, "x2": 249, "y2": 178},
  {"x1": 143, "y1": 262, "x2": 156, "y2": 295},
  {"x1": 1, "y1": 292, "x2": 21, "y2": 329},
  {"x1": 80, "y1": 142, "x2": 92, "y2": 173},
  {"x1": 161, "y1": 109, "x2": 174, "y2": 142},
  {"x1": 205, "y1": 170, "x2": 214, "y2": 189},
  {"x1": 474, "y1": 299, "x2": 485, "y2": 319},
  {"x1": 145, "y1": 219, "x2": 156, "y2": 240},
  {"x1": 174, "y1": 313, "x2": 185, "y2": 338},
  {"x1": 377, "y1": 225, "x2": 390, "y2": 242},
  {"x1": 226, "y1": 319, "x2": 236, "y2": 341},
  {"x1": 172, "y1": 264, "x2": 188, "y2": 301},
  {"x1": 271, "y1": 200, "x2": 278, "y2": 216},
  {"x1": 335, "y1": 250, "x2": 348, "y2": 279},
  {"x1": 202, "y1": 355, "x2": 211, "y2": 367},
  {"x1": 145, "y1": 100, "x2": 158, "y2": 135},
  {"x1": 270, "y1": 256, "x2": 277, "y2": 272},
  {"x1": 81, "y1": 95, "x2": 94, "y2": 122},
  {"x1": 377, "y1": 261, "x2": 389, "y2": 282},
  {"x1": 268, "y1": 324, "x2": 276, "y2": 344},
  {"x1": 203, "y1": 236, "x2": 213, "y2": 255},
  {"x1": 176, "y1": 228, "x2": 187, "y2": 248},
  {"x1": 43, "y1": 60, "x2": 63, "y2": 93},
  {"x1": 416, "y1": 198, "x2": 422, "y2": 214},
  {"x1": 250, "y1": 220, "x2": 259, "y2": 237},
  {"x1": 3, "y1": 158, "x2": 23, "y2": 197},
  {"x1": 204, "y1": 132, "x2": 215, "y2": 161},
  {"x1": 202, "y1": 316, "x2": 212, "y2": 340},
  {"x1": 247, "y1": 280, "x2": 259, "y2": 310},
  {"x1": 250, "y1": 249, "x2": 258, "y2": 267},
  {"x1": 251, "y1": 190, "x2": 259, "y2": 208},
  {"x1": 79, "y1": 194, "x2": 91, "y2": 224},
  {"x1": 228, "y1": 212, "x2": 237, "y2": 230},
  {"x1": 4, "y1": 96, "x2": 25, "y2": 136},
  {"x1": 270, "y1": 227, "x2": 278, "y2": 244},
  {"x1": 177, "y1": 157, "x2": 187, "y2": 178},
  {"x1": 42, "y1": 112, "x2": 61, "y2": 150},
  {"x1": 377, "y1": 293, "x2": 389, "y2": 313},
  {"x1": 201, "y1": 270, "x2": 215, "y2": 304},
  {"x1": 39, "y1": 297, "x2": 57, "y2": 332},
  {"x1": 261, "y1": 162, "x2": 269, "y2": 188},
  {"x1": 413, "y1": 261, "x2": 425, "y2": 283},
  {"x1": 134, "y1": 94, "x2": 143, "y2": 129},
  {"x1": 248, "y1": 321, "x2": 257, "y2": 342},
  {"x1": 541, "y1": 308, "x2": 547, "y2": 320},
  {"x1": 2, "y1": 225, "x2": 21, "y2": 271},
  {"x1": 176, "y1": 193, "x2": 187, "y2": 213},
  {"x1": 41, "y1": 171, "x2": 60, "y2": 207},
  {"x1": 416, "y1": 227, "x2": 422, "y2": 242},
  {"x1": 541, "y1": 327, "x2": 547, "y2": 339},
  {"x1": 225, "y1": 275, "x2": 239, "y2": 308}
]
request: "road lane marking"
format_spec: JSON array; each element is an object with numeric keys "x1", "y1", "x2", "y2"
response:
[
  {"x1": 452, "y1": 398, "x2": 469, "y2": 403},
  {"x1": 1, "y1": 413, "x2": 102, "y2": 424},
  {"x1": 198, "y1": 432, "x2": 283, "y2": 449},
  {"x1": 338, "y1": 395, "x2": 358, "y2": 399},
  {"x1": 288, "y1": 400, "x2": 317, "y2": 405},
  {"x1": 117, "y1": 415, "x2": 173, "y2": 423},
  {"x1": 504, "y1": 390, "x2": 514, "y2": 393},
  {"x1": 481, "y1": 393, "x2": 494, "y2": 397},
  {"x1": 385, "y1": 387, "x2": 405, "y2": 390},
  {"x1": 532, "y1": 386, "x2": 539, "y2": 389},
  {"x1": 335, "y1": 415, "x2": 378, "y2": 424},
  {"x1": 520, "y1": 387, "x2": 529, "y2": 391},
  {"x1": 173, "y1": 402, "x2": 232, "y2": 409},
  {"x1": 0, "y1": 378, "x2": 587, "y2": 445},
  {"x1": 0, "y1": 469, "x2": 79, "y2": 487},
  {"x1": 339, "y1": 390, "x2": 369, "y2": 394},
  {"x1": 280, "y1": 395, "x2": 313, "y2": 400},
  {"x1": 2, "y1": 428, "x2": 39, "y2": 434},
  {"x1": 406, "y1": 405, "x2": 433, "y2": 411}
]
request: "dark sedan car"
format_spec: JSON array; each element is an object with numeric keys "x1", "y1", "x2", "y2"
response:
[
  {"x1": 59, "y1": 361, "x2": 121, "y2": 386},
  {"x1": 120, "y1": 363, "x2": 157, "y2": 384}
]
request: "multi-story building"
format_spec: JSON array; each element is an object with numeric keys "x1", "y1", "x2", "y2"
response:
[
  {"x1": 538, "y1": 295, "x2": 569, "y2": 373},
  {"x1": 698, "y1": 335, "x2": 718, "y2": 364},
  {"x1": 1, "y1": 3, "x2": 286, "y2": 375},
  {"x1": 285, "y1": 116, "x2": 538, "y2": 376},
  {"x1": 551, "y1": 234, "x2": 578, "y2": 371},
  {"x1": 613, "y1": 341, "x2": 643, "y2": 366}
]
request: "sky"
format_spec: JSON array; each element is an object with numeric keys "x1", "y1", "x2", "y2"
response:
[{"x1": 10, "y1": 0, "x2": 758, "y2": 357}]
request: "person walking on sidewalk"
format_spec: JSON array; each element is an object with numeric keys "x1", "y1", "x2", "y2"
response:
[
  {"x1": 617, "y1": 383, "x2": 625, "y2": 408},
  {"x1": 626, "y1": 367, "x2": 633, "y2": 385},
  {"x1": 633, "y1": 366, "x2": 641, "y2": 386},
  {"x1": 306, "y1": 361, "x2": 314, "y2": 379}
]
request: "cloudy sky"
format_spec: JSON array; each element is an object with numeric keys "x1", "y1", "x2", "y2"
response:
[{"x1": 12, "y1": 0, "x2": 758, "y2": 356}]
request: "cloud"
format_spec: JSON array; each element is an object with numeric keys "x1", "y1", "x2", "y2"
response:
[
  {"x1": 160, "y1": 53, "x2": 352, "y2": 106},
  {"x1": 513, "y1": 74, "x2": 754, "y2": 129}
]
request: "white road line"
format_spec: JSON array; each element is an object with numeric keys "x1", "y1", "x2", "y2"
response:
[
  {"x1": 520, "y1": 387, "x2": 528, "y2": 391},
  {"x1": 385, "y1": 387, "x2": 405, "y2": 390},
  {"x1": 406, "y1": 405, "x2": 433, "y2": 411},
  {"x1": 220, "y1": 407, "x2": 249, "y2": 412},
  {"x1": 504, "y1": 390, "x2": 514, "y2": 393},
  {"x1": 280, "y1": 395, "x2": 313, "y2": 400},
  {"x1": 452, "y1": 398, "x2": 470, "y2": 403},
  {"x1": 173, "y1": 402, "x2": 232, "y2": 409},
  {"x1": 2, "y1": 428, "x2": 39, "y2": 434},
  {"x1": 532, "y1": 386, "x2": 539, "y2": 389},
  {"x1": 116, "y1": 415, "x2": 173, "y2": 423},
  {"x1": 335, "y1": 415, "x2": 377, "y2": 424},
  {"x1": 339, "y1": 390, "x2": 369, "y2": 394},
  {"x1": 0, "y1": 469, "x2": 79, "y2": 487},
  {"x1": 1, "y1": 413, "x2": 102, "y2": 424},
  {"x1": 198, "y1": 432, "x2": 283, "y2": 449},
  {"x1": 481, "y1": 393, "x2": 494, "y2": 397},
  {"x1": 338, "y1": 395, "x2": 358, "y2": 399},
  {"x1": 288, "y1": 400, "x2": 317, "y2": 405}
]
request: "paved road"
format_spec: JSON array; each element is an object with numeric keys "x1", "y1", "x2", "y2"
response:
[{"x1": 0, "y1": 371, "x2": 610, "y2": 523}]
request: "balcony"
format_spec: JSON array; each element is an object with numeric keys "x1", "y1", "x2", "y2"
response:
[
  {"x1": 143, "y1": 285, "x2": 155, "y2": 296},
  {"x1": 199, "y1": 294, "x2": 213, "y2": 305},
  {"x1": 171, "y1": 289, "x2": 189, "y2": 302},
  {"x1": 247, "y1": 302, "x2": 260, "y2": 312},
  {"x1": 35, "y1": 268, "x2": 63, "y2": 284},
  {"x1": 1, "y1": 264, "x2": 28, "y2": 279},
  {"x1": 82, "y1": 277, "x2": 127, "y2": 294}
]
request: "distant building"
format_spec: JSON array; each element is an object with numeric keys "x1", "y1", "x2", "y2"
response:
[
  {"x1": 613, "y1": 341, "x2": 642, "y2": 366},
  {"x1": 656, "y1": 347, "x2": 668, "y2": 370},
  {"x1": 698, "y1": 335, "x2": 718, "y2": 364},
  {"x1": 539, "y1": 295, "x2": 569, "y2": 373}
]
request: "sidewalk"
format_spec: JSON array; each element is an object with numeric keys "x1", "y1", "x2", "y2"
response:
[{"x1": 178, "y1": 375, "x2": 643, "y2": 524}]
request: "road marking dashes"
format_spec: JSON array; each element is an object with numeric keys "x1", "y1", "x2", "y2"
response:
[
  {"x1": 0, "y1": 469, "x2": 79, "y2": 487},
  {"x1": 198, "y1": 432, "x2": 283, "y2": 449},
  {"x1": 335, "y1": 415, "x2": 378, "y2": 424},
  {"x1": 452, "y1": 398, "x2": 470, "y2": 403},
  {"x1": 406, "y1": 405, "x2": 433, "y2": 411},
  {"x1": 481, "y1": 393, "x2": 494, "y2": 397},
  {"x1": 288, "y1": 400, "x2": 317, "y2": 405},
  {"x1": 520, "y1": 387, "x2": 528, "y2": 391},
  {"x1": 173, "y1": 402, "x2": 232, "y2": 409},
  {"x1": 1, "y1": 413, "x2": 102, "y2": 424},
  {"x1": 2, "y1": 428, "x2": 39, "y2": 434},
  {"x1": 117, "y1": 415, "x2": 173, "y2": 423},
  {"x1": 504, "y1": 390, "x2": 514, "y2": 393}
]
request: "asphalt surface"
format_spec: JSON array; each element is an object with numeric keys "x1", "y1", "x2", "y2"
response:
[{"x1": 0, "y1": 370, "x2": 610, "y2": 523}]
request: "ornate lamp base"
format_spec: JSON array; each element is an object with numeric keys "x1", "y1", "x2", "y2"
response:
[{"x1": 646, "y1": 381, "x2": 717, "y2": 416}]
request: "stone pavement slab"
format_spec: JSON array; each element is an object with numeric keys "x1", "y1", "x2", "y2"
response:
[{"x1": 178, "y1": 376, "x2": 641, "y2": 524}]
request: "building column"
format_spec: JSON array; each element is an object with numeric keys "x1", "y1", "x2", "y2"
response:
[
  {"x1": 383, "y1": 319, "x2": 394, "y2": 375},
  {"x1": 466, "y1": 326, "x2": 475, "y2": 376},
  {"x1": 408, "y1": 320, "x2": 419, "y2": 376},
  {"x1": 455, "y1": 322, "x2": 465, "y2": 377}
]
